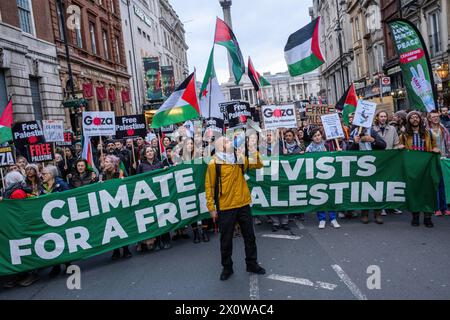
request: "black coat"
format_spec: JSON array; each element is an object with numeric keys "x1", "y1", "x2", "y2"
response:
[
  {"x1": 137, "y1": 160, "x2": 163, "y2": 174},
  {"x1": 69, "y1": 172, "x2": 97, "y2": 188}
]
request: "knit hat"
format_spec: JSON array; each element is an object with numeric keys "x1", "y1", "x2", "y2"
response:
[
  {"x1": 406, "y1": 110, "x2": 422, "y2": 123},
  {"x1": 394, "y1": 110, "x2": 407, "y2": 121}
]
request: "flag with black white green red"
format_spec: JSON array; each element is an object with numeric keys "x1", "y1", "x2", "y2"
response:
[
  {"x1": 199, "y1": 47, "x2": 226, "y2": 119},
  {"x1": 248, "y1": 56, "x2": 271, "y2": 92},
  {"x1": 151, "y1": 72, "x2": 200, "y2": 129},
  {"x1": 0, "y1": 98, "x2": 13, "y2": 144},
  {"x1": 81, "y1": 136, "x2": 99, "y2": 175},
  {"x1": 214, "y1": 17, "x2": 245, "y2": 85},
  {"x1": 284, "y1": 17, "x2": 325, "y2": 77},
  {"x1": 335, "y1": 83, "x2": 358, "y2": 126}
]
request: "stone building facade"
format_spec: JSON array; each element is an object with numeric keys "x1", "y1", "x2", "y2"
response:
[
  {"x1": 0, "y1": 0, "x2": 64, "y2": 123},
  {"x1": 49, "y1": 0, "x2": 131, "y2": 132},
  {"x1": 221, "y1": 71, "x2": 321, "y2": 106}
]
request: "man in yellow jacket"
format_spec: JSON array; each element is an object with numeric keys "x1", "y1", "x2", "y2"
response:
[{"x1": 205, "y1": 136, "x2": 265, "y2": 281}]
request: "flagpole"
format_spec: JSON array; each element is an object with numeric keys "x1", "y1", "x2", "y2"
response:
[
  {"x1": 0, "y1": 168, "x2": 5, "y2": 194},
  {"x1": 53, "y1": 142, "x2": 56, "y2": 166}
]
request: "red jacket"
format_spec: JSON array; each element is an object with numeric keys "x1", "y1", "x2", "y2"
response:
[{"x1": 9, "y1": 189, "x2": 27, "y2": 199}]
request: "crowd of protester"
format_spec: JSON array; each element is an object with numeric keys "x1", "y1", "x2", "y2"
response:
[{"x1": 1, "y1": 105, "x2": 449, "y2": 288}]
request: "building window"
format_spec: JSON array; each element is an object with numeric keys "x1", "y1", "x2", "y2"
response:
[
  {"x1": 354, "y1": 16, "x2": 361, "y2": 41},
  {"x1": 0, "y1": 70, "x2": 8, "y2": 114},
  {"x1": 16, "y1": 0, "x2": 34, "y2": 35},
  {"x1": 137, "y1": 27, "x2": 141, "y2": 34},
  {"x1": 115, "y1": 36, "x2": 121, "y2": 63},
  {"x1": 56, "y1": 1, "x2": 65, "y2": 41},
  {"x1": 75, "y1": 26, "x2": 83, "y2": 48},
  {"x1": 102, "y1": 30, "x2": 110, "y2": 60},
  {"x1": 29, "y1": 77, "x2": 43, "y2": 121},
  {"x1": 143, "y1": 31, "x2": 146, "y2": 38},
  {"x1": 110, "y1": 0, "x2": 115, "y2": 14},
  {"x1": 89, "y1": 22, "x2": 97, "y2": 55},
  {"x1": 428, "y1": 11, "x2": 441, "y2": 57}
]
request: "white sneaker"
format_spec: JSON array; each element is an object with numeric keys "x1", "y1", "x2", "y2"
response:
[
  {"x1": 330, "y1": 219, "x2": 341, "y2": 228},
  {"x1": 338, "y1": 213, "x2": 345, "y2": 219},
  {"x1": 394, "y1": 209, "x2": 402, "y2": 214},
  {"x1": 381, "y1": 210, "x2": 387, "y2": 216},
  {"x1": 318, "y1": 221, "x2": 326, "y2": 229}
]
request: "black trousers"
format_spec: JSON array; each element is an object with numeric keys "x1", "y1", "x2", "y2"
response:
[{"x1": 218, "y1": 205, "x2": 257, "y2": 269}]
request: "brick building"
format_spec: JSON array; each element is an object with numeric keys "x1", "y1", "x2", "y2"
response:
[
  {"x1": 0, "y1": 0, "x2": 65, "y2": 123},
  {"x1": 48, "y1": 0, "x2": 132, "y2": 132}
]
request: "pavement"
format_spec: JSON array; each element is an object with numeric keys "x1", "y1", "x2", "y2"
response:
[{"x1": 1, "y1": 211, "x2": 450, "y2": 300}]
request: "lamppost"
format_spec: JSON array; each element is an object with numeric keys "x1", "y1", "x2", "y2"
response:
[
  {"x1": 218, "y1": 0, "x2": 235, "y2": 84},
  {"x1": 334, "y1": 0, "x2": 346, "y2": 97}
]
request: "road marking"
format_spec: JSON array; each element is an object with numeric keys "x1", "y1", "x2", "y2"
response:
[
  {"x1": 261, "y1": 234, "x2": 303, "y2": 240},
  {"x1": 331, "y1": 264, "x2": 367, "y2": 300},
  {"x1": 249, "y1": 274, "x2": 260, "y2": 300},
  {"x1": 295, "y1": 221, "x2": 305, "y2": 230},
  {"x1": 267, "y1": 274, "x2": 338, "y2": 291}
]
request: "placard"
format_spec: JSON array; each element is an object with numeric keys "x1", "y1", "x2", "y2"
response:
[
  {"x1": 12, "y1": 121, "x2": 46, "y2": 159},
  {"x1": 305, "y1": 105, "x2": 335, "y2": 124},
  {"x1": 0, "y1": 146, "x2": 15, "y2": 167},
  {"x1": 27, "y1": 143, "x2": 54, "y2": 163},
  {"x1": 56, "y1": 131, "x2": 74, "y2": 146},
  {"x1": 262, "y1": 104, "x2": 297, "y2": 129},
  {"x1": 82, "y1": 112, "x2": 116, "y2": 137},
  {"x1": 321, "y1": 113, "x2": 345, "y2": 140},
  {"x1": 352, "y1": 100, "x2": 377, "y2": 128},
  {"x1": 115, "y1": 115, "x2": 146, "y2": 139},
  {"x1": 221, "y1": 101, "x2": 251, "y2": 129},
  {"x1": 42, "y1": 120, "x2": 64, "y2": 142},
  {"x1": 204, "y1": 117, "x2": 224, "y2": 137}
]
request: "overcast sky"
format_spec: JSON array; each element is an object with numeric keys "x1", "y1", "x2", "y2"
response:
[{"x1": 170, "y1": 0, "x2": 313, "y2": 84}]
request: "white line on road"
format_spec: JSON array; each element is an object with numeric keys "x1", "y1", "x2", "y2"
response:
[
  {"x1": 331, "y1": 264, "x2": 367, "y2": 300},
  {"x1": 249, "y1": 274, "x2": 260, "y2": 300},
  {"x1": 261, "y1": 234, "x2": 303, "y2": 240},
  {"x1": 267, "y1": 274, "x2": 338, "y2": 291}
]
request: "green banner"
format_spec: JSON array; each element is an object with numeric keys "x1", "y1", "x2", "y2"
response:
[
  {"x1": 387, "y1": 19, "x2": 437, "y2": 112},
  {"x1": 0, "y1": 151, "x2": 440, "y2": 275},
  {"x1": 442, "y1": 158, "x2": 450, "y2": 201}
]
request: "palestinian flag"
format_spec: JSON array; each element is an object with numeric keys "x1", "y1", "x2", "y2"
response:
[
  {"x1": 151, "y1": 72, "x2": 199, "y2": 128},
  {"x1": 81, "y1": 136, "x2": 99, "y2": 175},
  {"x1": 199, "y1": 47, "x2": 226, "y2": 119},
  {"x1": 248, "y1": 56, "x2": 271, "y2": 92},
  {"x1": 335, "y1": 84, "x2": 358, "y2": 126},
  {"x1": 214, "y1": 17, "x2": 245, "y2": 85},
  {"x1": 284, "y1": 17, "x2": 325, "y2": 76},
  {"x1": 0, "y1": 98, "x2": 13, "y2": 144}
]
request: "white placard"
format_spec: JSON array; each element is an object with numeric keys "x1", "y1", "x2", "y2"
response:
[
  {"x1": 82, "y1": 112, "x2": 116, "y2": 137},
  {"x1": 352, "y1": 100, "x2": 377, "y2": 128},
  {"x1": 262, "y1": 105, "x2": 297, "y2": 129},
  {"x1": 321, "y1": 113, "x2": 344, "y2": 140},
  {"x1": 42, "y1": 120, "x2": 64, "y2": 142}
]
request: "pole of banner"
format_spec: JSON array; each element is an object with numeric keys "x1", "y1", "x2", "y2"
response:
[
  {"x1": 64, "y1": 146, "x2": 67, "y2": 168},
  {"x1": 281, "y1": 129, "x2": 286, "y2": 151},
  {"x1": 0, "y1": 168, "x2": 4, "y2": 193},
  {"x1": 99, "y1": 136, "x2": 104, "y2": 158},
  {"x1": 334, "y1": 138, "x2": 342, "y2": 151},
  {"x1": 53, "y1": 142, "x2": 57, "y2": 166},
  {"x1": 131, "y1": 140, "x2": 136, "y2": 168}
]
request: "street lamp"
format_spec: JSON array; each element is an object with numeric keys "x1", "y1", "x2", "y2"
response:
[
  {"x1": 436, "y1": 61, "x2": 449, "y2": 80},
  {"x1": 334, "y1": 0, "x2": 346, "y2": 98}
]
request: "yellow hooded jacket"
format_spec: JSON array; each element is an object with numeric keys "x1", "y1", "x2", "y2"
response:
[{"x1": 205, "y1": 152, "x2": 263, "y2": 212}]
